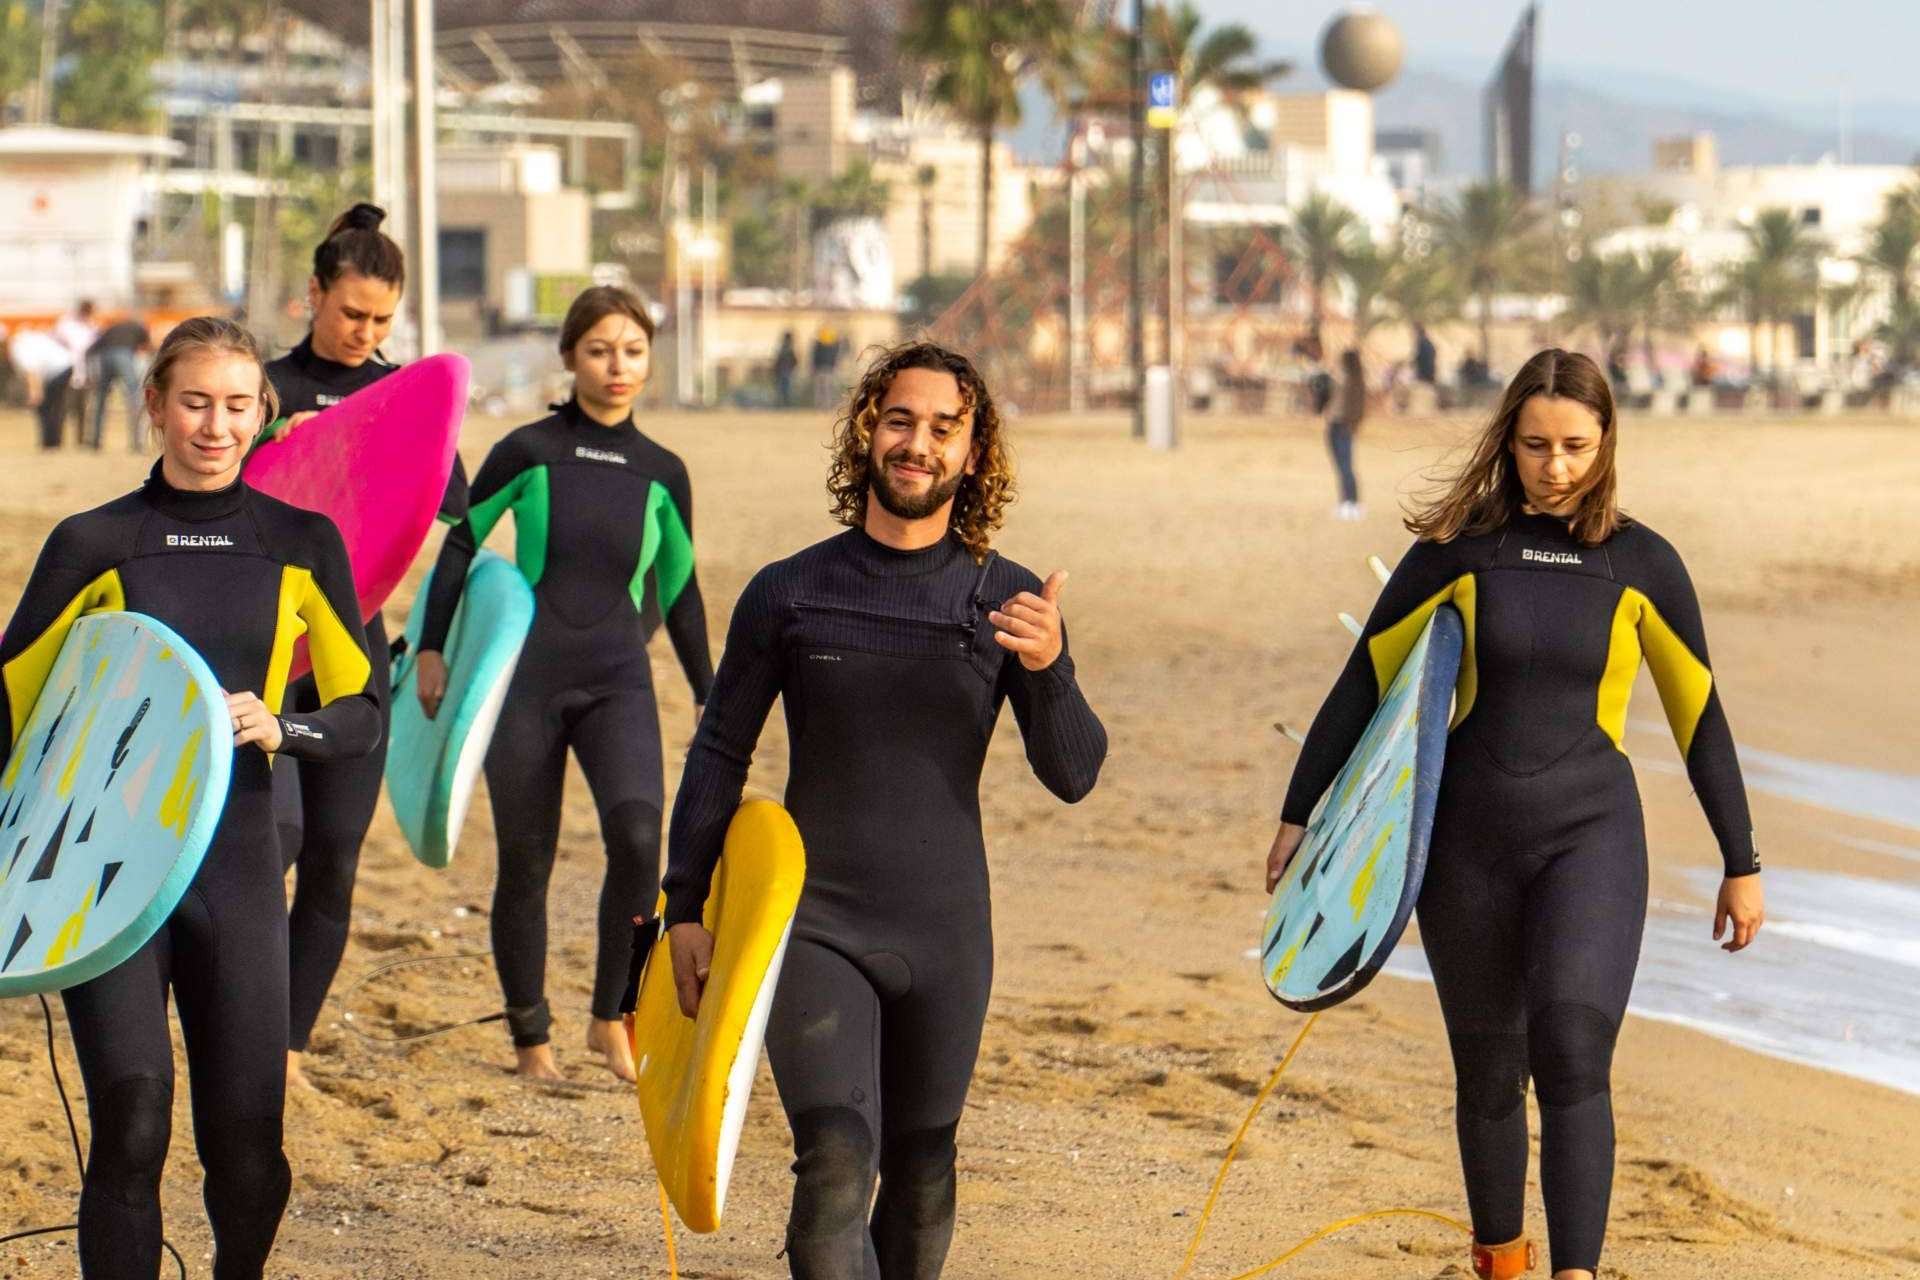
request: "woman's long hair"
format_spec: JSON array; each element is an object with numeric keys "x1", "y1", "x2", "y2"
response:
[
  {"x1": 1407, "y1": 347, "x2": 1624, "y2": 546},
  {"x1": 826, "y1": 341, "x2": 1014, "y2": 561}
]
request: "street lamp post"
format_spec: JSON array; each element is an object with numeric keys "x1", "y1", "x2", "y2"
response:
[{"x1": 412, "y1": 0, "x2": 439, "y2": 356}]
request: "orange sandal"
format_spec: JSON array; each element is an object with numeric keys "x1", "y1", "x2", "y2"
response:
[{"x1": 1471, "y1": 1234, "x2": 1538, "y2": 1278}]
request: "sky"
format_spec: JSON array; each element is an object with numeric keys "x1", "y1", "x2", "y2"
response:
[{"x1": 1194, "y1": 0, "x2": 1920, "y2": 111}]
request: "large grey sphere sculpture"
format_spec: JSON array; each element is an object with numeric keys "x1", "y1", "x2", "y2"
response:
[{"x1": 1321, "y1": 7, "x2": 1404, "y2": 93}]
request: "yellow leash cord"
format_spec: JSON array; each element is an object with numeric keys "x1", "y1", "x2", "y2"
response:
[
  {"x1": 1172, "y1": 1012, "x2": 1473, "y2": 1279},
  {"x1": 657, "y1": 1180, "x2": 680, "y2": 1279}
]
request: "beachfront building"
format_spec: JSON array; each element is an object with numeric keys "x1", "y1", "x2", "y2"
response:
[
  {"x1": 1573, "y1": 135, "x2": 1916, "y2": 390},
  {"x1": 0, "y1": 126, "x2": 185, "y2": 323}
]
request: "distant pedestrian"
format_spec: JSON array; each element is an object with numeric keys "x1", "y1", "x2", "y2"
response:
[
  {"x1": 811, "y1": 324, "x2": 844, "y2": 410},
  {"x1": 1326, "y1": 347, "x2": 1367, "y2": 520},
  {"x1": 774, "y1": 330, "x2": 799, "y2": 408},
  {"x1": 87, "y1": 316, "x2": 154, "y2": 451}
]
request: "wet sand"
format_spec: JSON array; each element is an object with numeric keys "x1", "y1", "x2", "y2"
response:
[{"x1": 0, "y1": 403, "x2": 1917, "y2": 1278}]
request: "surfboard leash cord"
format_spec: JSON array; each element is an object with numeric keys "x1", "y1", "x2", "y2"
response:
[
  {"x1": 1172, "y1": 1010, "x2": 1472, "y2": 1280},
  {"x1": 338, "y1": 950, "x2": 508, "y2": 1043},
  {"x1": 656, "y1": 1180, "x2": 680, "y2": 1278},
  {"x1": 0, "y1": 994, "x2": 190, "y2": 1278}
]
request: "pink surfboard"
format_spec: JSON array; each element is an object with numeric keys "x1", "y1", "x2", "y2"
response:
[{"x1": 245, "y1": 353, "x2": 467, "y2": 680}]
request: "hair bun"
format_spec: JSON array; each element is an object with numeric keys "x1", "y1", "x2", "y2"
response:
[{"x1": 330, "y1": 202, "x2": 387, "y2": 237}]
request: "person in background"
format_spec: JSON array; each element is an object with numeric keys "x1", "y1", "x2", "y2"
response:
[
  {"x1": 1326, "y1": 347, "x2": 1367, "y2": 521},
  {"x1": 54, "y1": 300, "x2": 100, "y2": 444},
  {"x1": 1414, "y1": 324, "x2": 1438, "y2": 385},
  {"x1": 774, "y1": 330, "x2": 800, "y2": 409},
  {"x1": 87, "y1": 315, "x2": 155, "y2": 452},
  {"x1": 811, "y1": 324, "x2": 845, "y2": 410},
  {"x1": 9, "y1": 324, "x2": 77, "y2": 450}
]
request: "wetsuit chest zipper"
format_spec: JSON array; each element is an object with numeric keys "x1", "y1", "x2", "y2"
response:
[{"x1": 791, "y1": 601, "x2": 975, "y2": 653}]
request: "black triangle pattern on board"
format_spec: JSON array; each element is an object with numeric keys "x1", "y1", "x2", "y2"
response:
[
  {"x1": 1302, "y1": 912, "x2": 1327, "y2": 950},
  {"x1": 5, "y1": 836, "x2": 26, "y2": 879},
  {"x1": 3, "y1": 917, "x2": 30, "y2": 970},
  {"x1": 37, "y1": 688, "x2": 74, "y2": 767},
  {"x1": 27, "y1": 805, "x2": 72, "y2": 883},
  {"x1": 98, "y1": 861, "x2": 123, "y2": 904},
  {"x1": 77, "y1": 811, "x2": 95, "y2": 844},
  {"x1": 1317, "y1": 934, "x2": 1368, "y2": 993}
]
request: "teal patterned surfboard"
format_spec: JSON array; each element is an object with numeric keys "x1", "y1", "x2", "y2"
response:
[
  {"x1": 1261, "y1": 606, "x2": 1463, "y2": 1011},
  {"x1": 0, "y1": 613, "x2": 230, "y2": 996},
  {"x1": 387, "y1": 551, "x2": 534, "y2": 869}
]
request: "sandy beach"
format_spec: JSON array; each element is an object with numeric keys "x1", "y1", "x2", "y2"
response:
[{"x1": 0, "y1": 399, "x2": 1916, "y2": 1279}]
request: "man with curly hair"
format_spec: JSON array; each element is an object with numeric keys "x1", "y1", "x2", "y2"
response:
[{"x1": 662, "y1": 340, "x2": 1107, "y2": 1278}]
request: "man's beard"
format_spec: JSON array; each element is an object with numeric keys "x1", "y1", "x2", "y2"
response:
[{"x1": 870, "y1": 447, "x2": 966, "y2": 520}]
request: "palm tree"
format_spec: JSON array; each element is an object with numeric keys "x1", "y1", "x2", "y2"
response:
[
  {"x1": 1874, "y1": 297, "x2": 1920, "y2": 369},
  {"x1": 1290, "y1": 193, "x2": 1358, "y2": 343},
  {"x1": 1381, "y1": 253, "x2": 1459, "y2": 350},
  {"x1": 1562, "y1": 248, "x2": 1641, "y2": 361},
  {"x1": 1430, "y1": 181, "x2": 1542, "y2": 365},
  {"x1": 1634, "y1": 246, "x2": 1692, "y2": 371},
  {"x1": 817, "y1": 159, "x2": 892, "y2": 221},
  {"x1": 1082, "y1": 1, "x2": 1287, "y2": 344},
  {"x1": 1140, "y1": 0, "x2": 1290, "y2": 97},
  {"x1": 1860, "y1": 192, "x2": 1920, "y2": 367},
  {"x1": 773, "y1": 177, "x2": 817, "y2": 294},
  {"x1": 1719, "y1": 208, "x2": 1822, "y2": 386},
  {"x1": 900, "y1": 0, "x2": 1082, "y2": 277},
  {"x1": 1336, "y1": 235, "x2": 1401, "y2": 339}
]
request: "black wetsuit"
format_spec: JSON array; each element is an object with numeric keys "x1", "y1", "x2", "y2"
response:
[
  {"x1": 422, "y1": 398, "x2": 711, "y2": 1047},
  {"x1": 0, "y1": 466, "x2": 378, "y2": 1279},
  {"x1": 1283, "y1": 511, "x2": 1757, "y2": 1274},
  {"x1": 262, "y1": 337, "x2": 470, "y2": 1052},
  {"x1": 665, "y1": 528, "x2": 1107, "y2": 1280}
]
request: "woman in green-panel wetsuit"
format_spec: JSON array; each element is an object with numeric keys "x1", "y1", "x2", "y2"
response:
[{"x1": 413, "y1": 286, "x2": 711, "y2": 1081}]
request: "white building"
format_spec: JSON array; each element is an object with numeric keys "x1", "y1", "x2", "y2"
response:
[
  {"x1": 0, "y1": 127, "x2": 184, "y2": 317},
  {"x1": 1579, "y1": 146, "x2": 1915, "y2": 376}
]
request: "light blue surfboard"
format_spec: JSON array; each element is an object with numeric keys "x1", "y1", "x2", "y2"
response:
[
  {"x1": 1261, "y1": 605, "x2": 1464, "y2": 1011},
  {"x1": 387, "y1": 551, "x2": 534, "y2": 868},
  {"x1": 0, "y1": 613, "x2": 230, "y2": 996}
]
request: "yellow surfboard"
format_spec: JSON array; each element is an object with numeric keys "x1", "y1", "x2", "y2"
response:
[{"x1": 631, "y1": 798, "x2": 805, "y2": 1232}]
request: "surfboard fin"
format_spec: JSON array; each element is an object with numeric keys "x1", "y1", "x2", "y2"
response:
[
  {"x1": 1367, "y1": 554, "x2": 1391, "y2": 585},
  {"x1": 1337, "y1": 612, "x2": 1362, "y2": 638},
  {"x1": 1272, "y1": 722, "x2": 1306, "y2": 746}
]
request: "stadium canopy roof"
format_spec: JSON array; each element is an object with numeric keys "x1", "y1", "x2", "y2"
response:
[{"x1": 286, "y1": 0, "x2": 904, "y2": 103}]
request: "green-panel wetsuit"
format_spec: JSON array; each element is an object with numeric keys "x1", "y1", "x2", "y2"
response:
[{"x1": 421, "y1": 398, "x2": 712, "y2": 1046}]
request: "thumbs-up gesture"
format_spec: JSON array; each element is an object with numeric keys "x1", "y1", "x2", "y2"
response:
[{"x1": 989, "y1": 571, "x2": 1069, "y2": 672}]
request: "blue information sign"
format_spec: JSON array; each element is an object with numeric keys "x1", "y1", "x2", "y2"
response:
[{"x1": 1148, "y1": 72, "x2": 1177, "y2": 128}]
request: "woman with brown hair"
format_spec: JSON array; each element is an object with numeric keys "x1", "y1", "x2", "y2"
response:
[
  {"x1": 413, "y1": 284, "x2": 711, "y2": 1081},
  {"x1": 258, "y1": 204, "x2": 472, "y2": 1092},
  {"x1": 1264, "y1": 349, "x2": 1765, "y2": 1279}
]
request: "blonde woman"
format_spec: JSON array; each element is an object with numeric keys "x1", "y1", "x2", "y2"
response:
[{"x1": 0, "y1": 318, "x2": 377, "y2": 1277}]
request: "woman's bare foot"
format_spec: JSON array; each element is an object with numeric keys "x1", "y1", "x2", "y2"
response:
[
  {"x1": 515, "y1": 1043, "x2": 564, "y2": 1081},
  {"x1": 587, "y1": 1017, "x2": 637, "y2": 1082},
  {"x1": 286, "y1": 1051, "x2": 315, "y2": 1092}
]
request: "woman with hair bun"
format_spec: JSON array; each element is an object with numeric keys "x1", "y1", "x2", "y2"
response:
[
  {"x1": 1265, "y1": 349, "x2": 1766, "y2": 1280},
  {"x1": 258, "y1": 203, "x2": 471, "y2": 1090},
  {"x1": 413, "y1": 284, "x2": 713, "y2": 1082}
]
